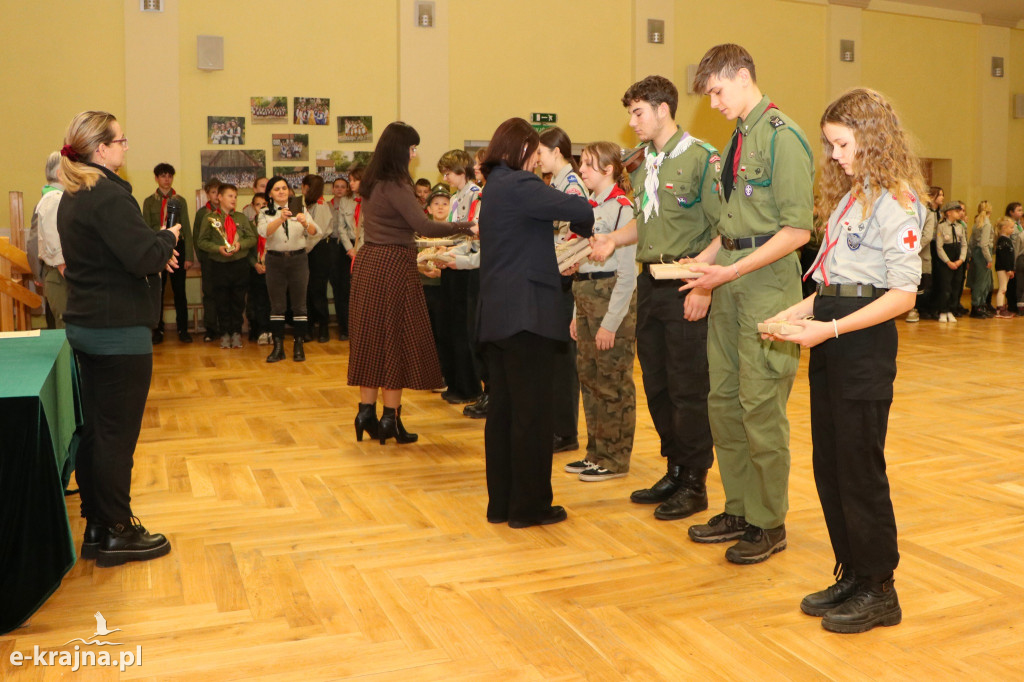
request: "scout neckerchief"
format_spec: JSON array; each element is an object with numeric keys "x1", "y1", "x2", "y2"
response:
[
  {"x1": 448, "y1": 183, "x2": 481, "y2": 222},
  {"x1": 273, "y1": 203, "x2": 290, "y2": 238},
  {"x1": 222, "y1": 210, "x2": 237, "y2": 244},
  {"x1": 722, "y1": 103, "x2": 777, "y2": 203},
  {"x1": 588, "y1": 185, "x2": 631, "y2": 241},
  {"x1": 642, "y1": 132, "x2": 696, "y2": 221},
  {"x1": 804, "y1": 192, "x2": 859, "y2": 287},
  {"x1": 158, "y1": 188, "x2": 176, "y2": 227},
  {"x1": 41, "y1": 184, "x2": 61, "y2": 196}
]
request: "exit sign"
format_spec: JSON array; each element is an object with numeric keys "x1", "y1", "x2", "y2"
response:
[{"x1": 531, "y1": 113, "x2": 557, "y2": 124}]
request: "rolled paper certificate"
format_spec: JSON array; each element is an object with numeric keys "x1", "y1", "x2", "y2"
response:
[
  {"x1": 757, "y1": 321, "x2": 803, "y2": 336},
  {"x1": 649, "y1": 263, "x2": 702, "y2": 279},
  {"x1": 415, "y1": 238, "x2": 457, "y2": 247}
]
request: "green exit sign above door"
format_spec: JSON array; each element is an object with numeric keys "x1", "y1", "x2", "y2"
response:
[{"x1": 531, "y1": 113, "x2": 557, "y2": 124}]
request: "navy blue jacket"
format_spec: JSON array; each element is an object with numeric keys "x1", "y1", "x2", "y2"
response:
[
  {"x1": 58, "y1": 164, "x2": 177, "y2": 329},
  {"x1": 478, "y1": 164, "x2": 595, "y2": 343}
]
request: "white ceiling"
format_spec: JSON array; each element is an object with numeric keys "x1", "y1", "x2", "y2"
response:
[{"x1": 880, "y1": 0, "x2": 1024, "y2": 27}]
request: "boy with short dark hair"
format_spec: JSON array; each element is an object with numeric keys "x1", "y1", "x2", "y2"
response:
[
  {"x1": 196, "y1": 184, "x2": 257, "y2": 349},
  {"x1": 142, "y1": 163, "x2": 193, "y2": 343},
  {"x1": 195, "y1": 178, "x2": 222, "y2": 341},
  {"x1": 415, "y1": 177, "x2": 432, "y2": 208}
]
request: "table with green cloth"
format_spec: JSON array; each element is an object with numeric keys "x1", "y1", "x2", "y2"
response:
[{"x1": 0, "y1": 330, "x2": 82, "y2": 634}]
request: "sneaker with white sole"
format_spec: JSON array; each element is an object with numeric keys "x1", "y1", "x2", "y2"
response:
[
  {"x1": 905, "y1": 308, "x2": 919, "y2": 323},
  {"x1": 578, "y1": 466, "x2": 627, "y2": 482},
  {"x1": 564, "y1": 459, "x2": 596, "y2": 474},
  {"x1": 257, "y1": 332, "x2": 272, "y2": 345}
]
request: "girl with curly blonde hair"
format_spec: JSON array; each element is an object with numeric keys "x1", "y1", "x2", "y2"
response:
[{"x1": 763, "y1": 88, "x2": 928, "y2": 633}]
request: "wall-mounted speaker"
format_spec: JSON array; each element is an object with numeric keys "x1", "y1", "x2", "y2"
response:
[{"x1": 197, "y1": 35, "x2": 224, "y2": 71}]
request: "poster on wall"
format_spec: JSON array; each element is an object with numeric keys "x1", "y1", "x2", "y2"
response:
[
  {"x1": 293, "y1": 97, "x2": 330, "y2": 125},
  {"x1": 250, "y1": 96, "x2": 287, "y2": 124},
  {"x1": 338, "y1": 116, "x2": 373, "y2": 143},
  {"x1": 272, "y1": 133, "x2": 309, "y2": 162},
  {"x1": 315, "y1": 150, "x2": 374, "y2": 184},
  {"x1": 200, "y1": 150, "x2": 266, "y2": 194},
  {"x1": 273, "y1": 166, "x2": 310, "y2": 190},
  {"x1": 207, "y1": 116, "x2": 245, "y2": 145}
]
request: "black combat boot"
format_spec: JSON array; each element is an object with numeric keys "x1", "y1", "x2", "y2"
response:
[
  {"x1": 266, "y1": 336, "x2": 286, "y2": 363},
  {"x1": 821, "y1": 575, "x2": 902, "y2": 633},
  {"x1": 801, "y1": 565, "x2": 859, "y2": 616},
  {"x1": 653, "y1": 468, "x2": 709, "y2": 520},
  {"x1": 629, "y1": 464, "x2": 683, "y2": 504}
]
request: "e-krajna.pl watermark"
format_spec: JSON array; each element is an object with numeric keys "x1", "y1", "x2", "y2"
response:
[{"x1": 9, "y1": 645, "x2": 142, "y2": 672}]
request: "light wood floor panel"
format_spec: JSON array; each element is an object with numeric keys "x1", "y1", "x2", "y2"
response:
[{"x1": 3, "y1": 311, "x2": 1024, "y2": 680}]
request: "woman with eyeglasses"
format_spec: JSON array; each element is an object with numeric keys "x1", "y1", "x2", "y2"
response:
[{"x1": 56, "y1": 110, "x2": 179, "y2": 567}]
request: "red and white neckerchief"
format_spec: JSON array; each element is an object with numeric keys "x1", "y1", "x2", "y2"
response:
[
  {"x1": 804, "y1": 193, "x2": 858, "y2": 286},
  {"x1": 158, "y1": 188, "x2": 176, "y2": 226}
]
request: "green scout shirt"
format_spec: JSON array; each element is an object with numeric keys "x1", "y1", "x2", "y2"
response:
[
  {"x1": 718, "y1": 95, "x2": 813, "y2": 238},
  {"x1": 141, "y1": 189, "x2": 193, "y2": 262},
  {"x1": 196, "y1": 210, "x2": 257, "y2": 263},
  {"x1": 631, "y1": 127, "x2": 721, "y2": 261}
]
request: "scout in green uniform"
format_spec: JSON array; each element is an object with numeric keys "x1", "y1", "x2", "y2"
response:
[
  {"x1": 194, "y1": 177, "x2": 221, "y2": 341},
  {"x1": 141, "y1": 163, "x2": 193, "y2": 343},
  {"x1": 683, "y1": 44, "x2": 814, "y2": 564},
  {"x1": 590, "y1": 75, "x2": 720, "y2": 520}
]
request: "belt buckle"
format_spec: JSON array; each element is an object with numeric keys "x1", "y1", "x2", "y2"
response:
[{"x1": 724, "y1": 237, "x2": 736, "y2": 250}]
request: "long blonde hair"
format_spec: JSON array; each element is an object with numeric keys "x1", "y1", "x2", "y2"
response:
[
  {"x1": 58, "y1": 111, "x2": 118, "y2": 194},
  {"x1": 974, "y1": 200, "x2": 991, "y2": 228},
  {"x1": 580, "y1": 141, "x2": 633, "y2": 197},
  {"x1": 816, "y1": 89, "x2": 928, "y2": 219}
]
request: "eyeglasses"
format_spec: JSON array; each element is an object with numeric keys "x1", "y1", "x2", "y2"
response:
[{"x1": 107, "y1": 138, "x2": 128, "y2": 147}]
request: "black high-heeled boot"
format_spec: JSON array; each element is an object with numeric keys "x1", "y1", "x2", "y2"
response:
[
  {"x1": 266, "y1": 336, "x2": 286, "y2": 363},
  {"x1": 378, "y1": 406, "x2": 418, "y2": 445},
  {"x1": 355, "y1": 403, "x2": 379, "y2": 442}
]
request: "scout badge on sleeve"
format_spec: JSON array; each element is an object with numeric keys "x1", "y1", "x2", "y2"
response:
[{"x1": 898, "y1": 224, "x2": 920, "y2": 253}]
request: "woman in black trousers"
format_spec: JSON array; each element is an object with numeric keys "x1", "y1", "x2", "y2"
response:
[
  {"x1": 56, "y1": 110, "x2": 178, "y2": 567},
  {"x1": 477, "y1": 118, "x2": 594, "y2": 528}
]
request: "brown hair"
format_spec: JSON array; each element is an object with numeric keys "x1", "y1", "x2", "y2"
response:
[
  {"x1": 580, "y1": 141, "x2": 632, "y2": 196},
  {"x1": 538, "y1": 127, "x2": 580, "y2": 175},
  {"x1": 218, "y1": 183, "x2": 238, "y2": 195},
  {"x1": 437, "y1": 149, "x2": 474, "y2": 177},
  {"x1": 817, "y1": 88, "x2": 928, "y2": 219},
  {"x1": 621, "y1": 75, "x2": 678, "y2": 119},
  {"x1": 58, "y1": 111, "x2": 117, "y2": 194},
  {"x1": 480, "y1": 118, "x2": 539, "y2": 180},
  {"x1": 301, "y1": 174, "x2": 324, "y2": 204},
  {"x1": 692, "y1": 44, "x2": 757, "y2": 93},
  {"x1": 203, "y1": 178, "x2": 221, "y2": 194}
]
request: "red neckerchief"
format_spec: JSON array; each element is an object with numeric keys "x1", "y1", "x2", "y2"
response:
[
  {"x1": 353, "y1": 196, "x2": 362, "y2": 227},
  {"x1": 257, "y1": 234, "x2": 266, "y2": 260},
  {"x1": 222, "y1": 211, "x2": 237, "y2": 244},
  {"x1": 467, "y1": 192, "x2": 481, "y2": 222},
  {"x1": 804, "y1": 193, "x2": 858, "y2": 286},
  {"x1": 588, "y1": 184, "x2": 629, "y2": 208},
  {"x1": 158, "y1": 188, "x2": 176, "y2": 226},
  {"x1": 731, "y1": 103, "x2": 777, "y2": 184},
  {"x1": 205, "y1": 201, "x2": 215, "y2": 214}
]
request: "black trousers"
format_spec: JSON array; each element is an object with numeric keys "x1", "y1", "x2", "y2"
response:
[
  {"x1": 466, "y1": 269, "x2": 488, "y2": 390},
  {"x1": 951, "y1": 262, "x2": 967, "y2": 311},
  {"x1": 306, "y1": 239, "x2": 331, "y2": 327},
  {"x1": 209, "y1": 259, "x2": 249, "y2": 336},
  {"x1": 158, "y1": 240, "x2": 189, "y2": 332},
  {"x1": 196, "y1": 251, "x2": 218, "y2": 334},
  {"x1": 635, "y1": 273, "x2": 714, "y2": 470},
  {"x1": 266, "y1": 250, "x2": 309, "y2": 338},
  {"x1": 551, "y1": 279, "x2": 579, "y2": 439},
  {"x1": 809, "y1": 295, "x2": 899, "y2": 578},
  {"x1": 247, "y1": 267, "x2": 270, "y2": 336},
  {"x1": 423, "y1": 283, "x2": 444, "y2": 371},
  {"x1": 74, "y1": 350, "x2": 152, "y2": 526},
  {"x1": 328, "y1": 239, "x2": 351, "y2": 335},
  {"x1": 438, "y1": 269, "x2": 481, "y2": 399},
  {"x1": 932, "y1": 260, "x2": 957, "y2": 313},
  {"x1": 484, "y1": 332, "x2": 561, "y2": 522}
]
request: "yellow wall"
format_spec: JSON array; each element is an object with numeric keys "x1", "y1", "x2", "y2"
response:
[
  {"x1": 0, "y1": 0, "x2": 125, "y2": 212},
  {"x1": 2, "y1": 0, "x2": 1023, "y2": 235}
]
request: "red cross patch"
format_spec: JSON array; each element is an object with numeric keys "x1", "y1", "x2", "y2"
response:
[{"x1": 898, "y1": 225, "x2": 919, "y2": 253}]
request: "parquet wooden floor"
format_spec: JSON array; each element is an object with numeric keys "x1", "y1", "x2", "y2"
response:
[{"x1": 3, "y1": 311, "x2": 1023, "y2": 680}]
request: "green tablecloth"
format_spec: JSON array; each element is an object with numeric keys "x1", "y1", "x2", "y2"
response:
[{"x1": 0, "y1": 330, "x2": 82, "y2": 634}]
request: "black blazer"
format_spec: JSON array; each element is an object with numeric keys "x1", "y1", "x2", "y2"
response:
[{"x1": 478, "y1": 163, "x2": 595, "y2": 343}]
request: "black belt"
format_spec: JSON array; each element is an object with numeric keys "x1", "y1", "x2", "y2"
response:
[
  {"x1": 816, "y1": 282, "x2": 887, "y2": 299},
  {"x1": 638, "y1": 254, "x2": 699, "y2": 275},
  {"x1": 266, "y1": 250, "x2": 304, "y2": 257},
  {"x1": 572, "y1": 271, "x2": 615, "y2": 281},
  {"x1": 721, "y1": 234, "x2": 774, "y2": 251}
]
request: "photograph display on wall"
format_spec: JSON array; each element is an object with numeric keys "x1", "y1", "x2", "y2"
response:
[
  {"x1": 207, "y1": 116, "x2": 245, "y2": 145},
  {"x1": 272, "y1": 133, "x2": 309, "y2": 162},
  {"x1": 250, "y1": 96, "x2": 287, "y2": 124},
  {"x1": 200, "y1": 150, "x2": 266, "y2": 194},
  {"x1": 273, "y1": 166, "x2": 310, "y2": 190},
  {"x1": 293, "y1": 97, "x2": 330, "y2": 125},
  {"x1": 315, "y1": 150, "x2": 374, "y2": 184},
  {"x1": 338, "y1": 116, "x2": 373, "y2": 143}
]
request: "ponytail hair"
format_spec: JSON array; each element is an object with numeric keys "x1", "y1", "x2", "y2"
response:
[
  {"x1": 58, "y1": 111, "x2": 117, "y2": 194},
  {"x1": 580, "y1": 141, "x2": 632, "y2": 197},
  {"x1": 538, "y1": 127, "x2": 580, "y2": 175}
]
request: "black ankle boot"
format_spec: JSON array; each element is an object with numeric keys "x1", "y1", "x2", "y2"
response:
[
  {"x1": 81, "y1": 521, "x2": 106, "y2": 560},
  {"x1": 293, "y1": 336, "x2": 305, "y2": 362},
  {"x1": 630, "y1": 465, "x2": 683, "y2": 504},
  {"x1": 266, "y1": 336, "x2": 286, "y2": 363},
  {"x1": 821, "y1": 575, "x2": 901, "y2": 633},
  {"x1": 318, "y1": 322, "x2": 330, "y2": 343},
  {"x1": 378, "y1": 406, "x2": 418, "y2": 444},
  {"x1": 355, "y1": 403, "x2": 379, "y2": 442},
  {"x1": 654, "y1": 468, "x2": 708, "y2": 520},
  {"x1": 801, "y1": 566, "x2": 859, "y2": 616},
  {"x1": 96, "y1": 517, "x2": 171, "y2": 568}
]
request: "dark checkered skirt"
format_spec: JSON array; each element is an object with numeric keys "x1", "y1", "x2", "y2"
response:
[{"x1": 347, "y1": 243, "x2": 444, "y2": 390}]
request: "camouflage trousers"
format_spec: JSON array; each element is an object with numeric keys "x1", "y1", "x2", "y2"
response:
[{"x1": 572, "y1": 278, "x2": 637, "y2": 473}]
